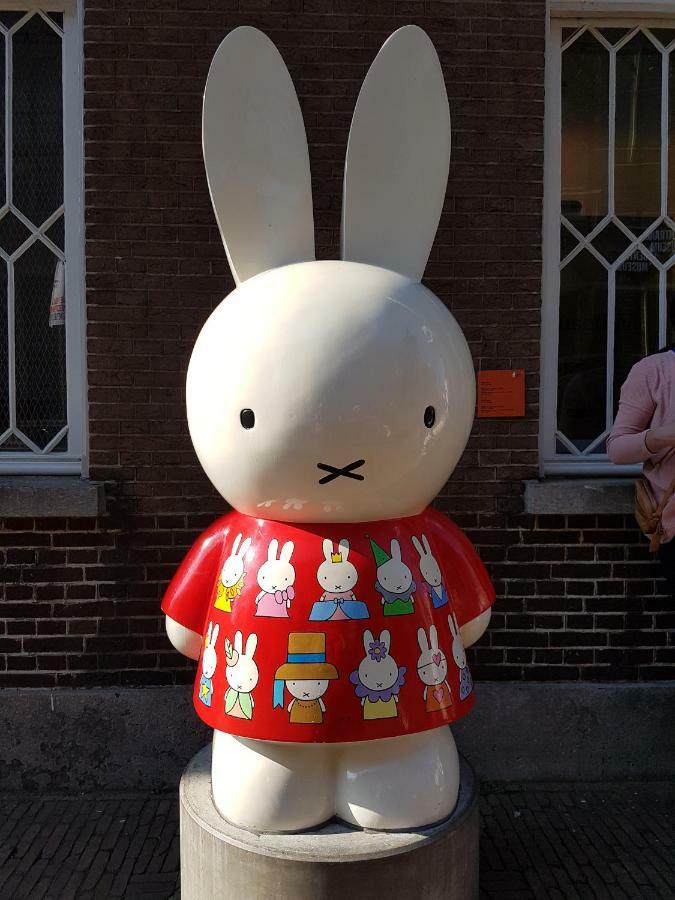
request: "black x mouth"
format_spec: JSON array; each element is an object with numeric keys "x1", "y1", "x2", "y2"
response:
[{"x1": 317, "y1": 459, "x2": 365, "y2": 485}]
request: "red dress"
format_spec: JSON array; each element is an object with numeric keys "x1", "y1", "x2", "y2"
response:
[{"x1": 162, "y1": 507, "x2": 495, "y2": 743}]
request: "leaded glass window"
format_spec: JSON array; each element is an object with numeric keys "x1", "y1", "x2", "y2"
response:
[
  {"x1": 543, "y1": 23, "x2": 675, "y2": 472},
  {"x1": 0, "y1": 7, "x2": 84, "y2": 472}
]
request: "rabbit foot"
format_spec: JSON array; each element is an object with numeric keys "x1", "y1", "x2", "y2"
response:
[
  {"x1": 211, "y1": 731, "x2": 335, "y2": 833},
  {"x1": 334, "y1": 728, "x2": 459, "y2": 830}
]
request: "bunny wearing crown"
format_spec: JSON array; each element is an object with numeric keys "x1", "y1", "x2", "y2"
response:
[{"x1": 162, "y1": 24, "x2": 495, "y2": 833}]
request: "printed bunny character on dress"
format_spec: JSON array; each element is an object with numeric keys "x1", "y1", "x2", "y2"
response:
[
  {"x1": 255, "y1": 539, "x2": 295, "y2": 618},
  {"x1": 162, "y1": 24, "x2": 496, "y2": 833},
  {"x1": 224, "y1": 631, "x2": 258, "y2": 719},
  {"x1": 273, "y1": 633, "x2": 339, "y2": 724},
  {"x1": 413, "y1": 534, "x2": 449, "y2": 610},
  {"x1": 309, "y1": 538, "x2": 369, "y2": 621},
  {"x1": 371, "y1": 538, "x2": 416, "y2": 616},
  {"x1": 198, "y1": 621, "x2": 219, "y2": 707},
  {"x1": 350, "y1": 629, "x2": 406, "y2": 720},
  {"x1": 448, "y1": 611, "x2": 473, "y2": 700},
  {"x1": 215, "y1": 533, "x2": 252, "y2": 612},
  {"x1": 417, "y1": 625, "x2": 452, "y2": 712}
]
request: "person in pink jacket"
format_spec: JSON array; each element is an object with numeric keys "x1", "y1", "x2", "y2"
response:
[{"x1": 607, "y1": 347, "x2": 675, "y2": 589}]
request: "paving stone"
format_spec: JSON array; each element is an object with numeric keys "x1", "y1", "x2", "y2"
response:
[{"x1": 0, "y1": 782, "x2": 672, "y2": 899}]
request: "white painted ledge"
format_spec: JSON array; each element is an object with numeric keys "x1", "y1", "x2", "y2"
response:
[
  {"x1": 0, "y1": 476, "x2": 105, "y2": 518},
  {"x1": 523, "y1": 478, "x2": 634, "y2": 515}
]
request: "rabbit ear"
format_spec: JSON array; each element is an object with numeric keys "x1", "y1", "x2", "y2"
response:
[
  {"x1": 422, "y1": 534, "x2": 432, "y2": 556},
  {"x1": 203, "y1": 27, "x2": 315, "y2": 285},
  {"x1": 363, "y1": 629, "x2": 374, "y2": 654},
  {"x1": 411, "y1": 535, "x2": 424, "y2": 558},
  {"x1": 231, "y1": 533, "x2": 242, "y2": 556},
  {"x1": 322, "y1": 539, "x2": 334, "y2": 562},
  {"x1": 417, "y1": 627, "x2": 429, "y2": 654},
  {"x1": 380, "y1": 629, "x2": 391, "y2": 652},
  {"x1": 212, "y1": 623, "x2": 220, "y2": 646},
  {"x1": 429, "y1": 624, "x2": 439, "y2": 650},
  {"x1": 267, "y1": 539, "x2": 279, "y2": 562},
  {"x1": 341, "y1": 25, "x2": 450, "y2": 281},
  {"x1": 239, "y1": 537, "x2": 252, "y2": 558},
  {"x1": 338, "y1": 539, "x2": 350, "y2": 560},
  {"x1": 390, "y1": 539, "x2": 401, "y2": 562},
  {"x1": 447, "y1": 613, "x2": 458, "y2": 637},
  {"x1": 245, "y1": 633, "x2": 258, "y2": 657},
  {"x1": 280, "y1": 541, "x2": 294, "y2": 563},
  {"x1": 234, "y1": 631, "x2": 243, "y2": 654},
  {"x1": 206, "y1": 621, "x2": 213, "y2": 646}
]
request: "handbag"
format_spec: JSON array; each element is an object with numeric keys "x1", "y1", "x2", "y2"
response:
[{"x1": 634, "y1": 474, "x2": 675, "y2": 552}]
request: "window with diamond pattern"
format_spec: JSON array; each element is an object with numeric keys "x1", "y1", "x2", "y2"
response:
[
  {"x1": 544, "y1": 23, "x2": 675, "y2": 471},
  {"x1": 0, "y1": 8, "x2": 79, "y2": 468}
]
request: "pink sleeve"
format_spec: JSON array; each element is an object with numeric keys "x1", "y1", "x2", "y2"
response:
[{"x1": 606, "y1": 361, "x2": 657, "y2": 465}]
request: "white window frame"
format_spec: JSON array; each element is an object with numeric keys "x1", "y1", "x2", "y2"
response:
[
  {"x1": 541, "y1": 2, "x2": 675, "y2": 476},
  {"x1": 0, "y1": 0, "x2": 85, "y2": 476}
]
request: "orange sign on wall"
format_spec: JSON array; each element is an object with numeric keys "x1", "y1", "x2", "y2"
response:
[{"x1": 476, "y1": 370, "x2": 525, "y2": 418}]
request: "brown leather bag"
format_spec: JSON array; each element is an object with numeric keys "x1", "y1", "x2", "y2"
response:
[{"x1": 634, "y1": 474, "x2": 675, "y2": 552}]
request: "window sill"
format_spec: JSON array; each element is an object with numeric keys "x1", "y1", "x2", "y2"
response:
[
  {"x1": 523, "y1": 478, "x2": 634, "y2": 516},
  {"x1": 0, "y1": 477, "x2": 105, "y2": 518}
]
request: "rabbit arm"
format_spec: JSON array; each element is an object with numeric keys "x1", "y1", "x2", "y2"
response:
[
  {"x1": 165, "y1": 615, "x2": 202, "y2": 660},
  {"x1": 422, "y1": 507, "x2": 495, "y2": 627},
  {"x1": 459, "y1": 608, "x2": 492, "y2": 648},
  {"x1": 319, "y1": 698, "x2": 326, "y2": 712},
  {"x1": 161, "y1": 516, "x2": 229, "y2": 634}
]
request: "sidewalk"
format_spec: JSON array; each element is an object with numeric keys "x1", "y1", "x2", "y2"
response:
[{"x1": 0, "y1": 782, "x2": 672, "y2": 899}]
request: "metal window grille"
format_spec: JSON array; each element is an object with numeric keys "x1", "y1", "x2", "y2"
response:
[
  {"x1": 542, "y1": 20, "x2": 675, "y2": 475},
  {"x1": 0, "y1": 5, "x2": 84, "y2": 474}
]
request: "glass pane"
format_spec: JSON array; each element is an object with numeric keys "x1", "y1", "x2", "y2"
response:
[
  {"x1": 615, "y1": 33, "x2": 662, "y2": 235},
  {"x1": 14, "y1": 242, "x2": 66, "y2": 448},
  {"x1": 556, "y1": 437, "x2": 573, "y2": 455},
  {"x1": 0, "y1": 212, "x2": 31, "y2": 255},
  {"x1": 0, "y1": 36, "x2": 4, "y2": 209},
  {"x1": 591, "y1": 221, "x2": 632, "y2": 263},
  {"x1": 558, "y1": 250, "x2": 608, "y2": 450},
  {"x1": 670, "y1": 52, "x2": 675, "y2": 219},
  {"x1": 44, "y1": 215, "x2": 64, "y2": 252},
  {"x1": 562, "y1": 31, "x2": 609, "y2": 235},
  {"x1": 667, "y1": 266, "x2": 675, "y2": 345},
  {"x1": 12, "y1": 15, "x2": 63, "y2": 227},
  {"x1": 560, "y1": 222, "x2": 578, "y2": 260},
  {"x1": 562, "y1": 28, "x2": 581, "y2": 46},
  {"x1": 0, "y1": 261, "x2": 7, "y2": 435},
  {"x1": 599, "y1": 28, "x2": 630, "y2": 46},
  {"x1": 644, "y1": 221, "x2": 675, "y2": 263},
  {"x1": 652, "y1": 30, "x2": 675, "y2": 49},
  {"x1": 614, "y1": 252, "x2": 659, "y2": 413},
  {"x1": 0, "y1": 13, "x2": 26, "y2": 30}
]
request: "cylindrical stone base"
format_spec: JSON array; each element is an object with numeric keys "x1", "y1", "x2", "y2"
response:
[{"x1": 179, "y1": 743, "x2": 479, "y2": 900}]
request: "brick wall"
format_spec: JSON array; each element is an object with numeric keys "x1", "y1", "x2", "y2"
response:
[{"x1": 0, "y1": 0, "x2": 672, "y2": 688}]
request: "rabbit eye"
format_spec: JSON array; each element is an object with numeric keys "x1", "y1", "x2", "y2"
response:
[
  {"x1": 424, "y1": 405, "x2": 436, "y2": 428},
  {"x1": 240, "y1": 408, "x2": 255, "y2": 429}
]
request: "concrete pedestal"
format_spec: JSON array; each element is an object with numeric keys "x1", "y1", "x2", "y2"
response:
[{"x1": 179, "y1": 743, "x2": 479, "y2": 900}]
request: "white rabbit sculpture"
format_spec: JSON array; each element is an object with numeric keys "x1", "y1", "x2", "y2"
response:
[{"x1": 162, "y1": 24, "x2": 495, "y2": 834}]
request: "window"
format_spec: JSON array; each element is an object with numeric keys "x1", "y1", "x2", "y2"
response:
[
  {"x1": 0, "y1": 4, "x2": 84, "y2": 475},
  {"x1": 542, "y1": 18, "x2": 675, "y2": 473}
]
